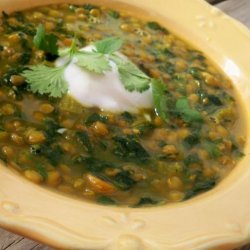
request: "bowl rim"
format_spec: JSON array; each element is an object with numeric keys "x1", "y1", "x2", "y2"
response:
[{"x1": 0, "y1": 0, "x2": 250, "y2": 249}]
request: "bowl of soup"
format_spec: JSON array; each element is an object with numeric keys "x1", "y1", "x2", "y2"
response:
[{"x1": 0, "y1": 0, "x2": 249, "y2": 249}]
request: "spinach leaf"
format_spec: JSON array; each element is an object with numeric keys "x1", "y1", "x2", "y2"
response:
[
  {"x1": 99, "y1": 140, "x2": 109, "y2": 150},
  {"x1": 85, "y1": 113, "x2": 108, "y2": 126},
  {"x1": 133, "y1": 122, "x2": 154, "y2": 135},
  {"x1": 35, "y1": 163, "x2": 48, "y2": 180},
  {"x1": 183, "y1": 134, "x2": 200, "y2": 148},
  {"x1": 97, "y1": 196, "x2": 116, "y2": 205},
  {"x1": 83, "y1": 4, "x2": 98, "y2": 11},
  {"x1": 74, "y1": 157, "x2": 135, "y2": 190},
  {"x1": 231, "y1": 143, "x2": 245, "y2": 159},
  {"x1": 43, "y1": 118, "x2": 60, "y2": 140},
  {"x1": 184, "y1": 153, "x2": 201, "y2": 167},
  {"x1": 40, "y1": 144, "x2": 63, "y2": 166},
  {"x1": 85, "y1": 158, "x2": 110, "y2": 172},
  {"x1": 18, "y1": 32, "x2": 32, "y2": 64},
  {"x1": 207, "y1": 94, "x2": 223, "y2": 106},
  {"x1": 159, "y1": 62, "x2": 175, "y2": 75},
  {"x1": 19, "y1": 50, "x2": 32, "y2": 65},
  {"x1": 113, "y1": 135, "x2": 150, "y2": 163},
  {"x1": 175, "y1": 97, "x2": 203, "y2": 123},
  {"x1": 147, "y1": 21, "x2": 168, "y2": 33},
  {"x1": 185, "y1": 178, "x2": 216, "y2": 199},
  {"x1": 121, "y1": 111, "x2": 134, "y2": 123},
  {"x1": 112, "y1": 170, "x2": 136, "y2": 190},
  {"x1": 134, "y1": 197, "x2": 159, "y2": 207},
  {"x1": 75, "y1": 156, "x2": 114, "y2": 173},
  {"x1": 151, "y1": 79, "x2": 168, "y2": 122},
  {"x1": 188, "y1": 67, "x2": 203, "y2": 80},
  {"x1": 76, "y1": 131, "x2": 93, "y2": 153},
  {"x1": 204, "y1": 141, "x2": 221, "y2": 159},
  {"x1": 202, "y1": 94, "x2": 223, "y2": 114},
  {"x1": 163, "y1": 48, "x2": 175, "y2": 58},
  {"x1": 109, "y1": 10, "x2": 120, "y2": 19},
  {"x1": 188, "y1": 50, "x2": 205, "y2": 61}
]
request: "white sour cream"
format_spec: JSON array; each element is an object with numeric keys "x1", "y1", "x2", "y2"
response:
[{"x1": 56, "y1": 47, "x2": 153, "y2": 113}]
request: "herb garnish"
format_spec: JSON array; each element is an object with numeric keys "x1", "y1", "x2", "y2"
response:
[
  {"x1": 94, "y1": 36, "x2": 123, "y2": 54},
  {"x1": 114, "y1": 57, "x2": 151, "y2": 93},
  {"x1": 22, "y1": 65, "x2": 67, "y2": 98},
  {"x1": 21, "y1": 24, "x2": 202, "y2": 124},
  {"x1": 33, "y1": 24, "x2": 58, "y2": 55},
  {"x1": 76, "y1": 52, "x2": 112, "y2": 74},
  {"x1": 22, "y1": 26, "x2": 152, "y2": 97}
]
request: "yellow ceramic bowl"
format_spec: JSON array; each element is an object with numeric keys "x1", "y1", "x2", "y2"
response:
[{"x1": 0, "y1": 0, "x2": 250, "y2": 249}]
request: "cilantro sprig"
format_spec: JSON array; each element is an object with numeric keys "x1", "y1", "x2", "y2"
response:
[
  {"x1": 22, "y1": 65, "x2": 68, "y2": 98},
  {"x1": 75, "y1": 52, "x2": 112, "y2": 74},
  {"x1": 22, "y1": 26, "x2": 152, "y2": 97},
  {"x1": 21, "y1": 25, "x2": 202, "y2": 125},
  {"x1": 112, "y1": 55, "x2": 151, "y2": 93},
  {"x1": 94, "y1": 36, "x2": 123, "y2": 54}
]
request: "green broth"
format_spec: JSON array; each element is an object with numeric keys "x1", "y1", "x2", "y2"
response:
[{"x1": 0, "y1": 3, "x2": 245, "y2": 206}]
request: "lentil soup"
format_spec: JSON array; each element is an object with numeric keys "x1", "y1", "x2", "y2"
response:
[{"x1": 0, "y1": 3, "x2": 245, "y2": 207}]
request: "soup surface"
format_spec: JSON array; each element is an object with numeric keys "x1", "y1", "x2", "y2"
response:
[{"x1": 0, "y1": 3, "x2": 245, "y2": 206}]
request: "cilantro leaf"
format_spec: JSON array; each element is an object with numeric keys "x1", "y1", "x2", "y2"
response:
[
  {"x1": 25, "y1": 35, "x2": 155, "y2": 98},
  {"x1": 33, "y1": 24, "x2": 58, "y2": 55},
  {"x1": 151, "y1": 79, "x2": 168, "y2": 122},
  {"x1": 75, "y1": 52, "x2": 111, "y2": 74},
  {"x1": 95, "y1": 37, "x2": 123, "y2": 54},
  {"x1": 112, "y1": 56, "x2": 151, "y2": 92},
  {"x1": 118, "y1": 67, "x2": 151, "y2": 92},
  {"x1": 176, "y1": 97, "x2": 203, "y2": 123},
  {"x1": 21, "y1": 65, "x2": 67, "y2": 98}
]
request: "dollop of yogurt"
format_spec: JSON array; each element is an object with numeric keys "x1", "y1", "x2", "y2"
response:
[{"x1": 56, "y1": 46, "x2": 153, "y2": 113}]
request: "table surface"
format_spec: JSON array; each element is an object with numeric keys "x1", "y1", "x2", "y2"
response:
[{"x1": 1, "y1": 0, "x2": 250, "y2": 249}]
